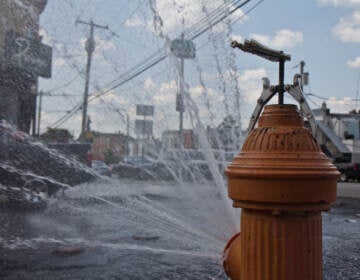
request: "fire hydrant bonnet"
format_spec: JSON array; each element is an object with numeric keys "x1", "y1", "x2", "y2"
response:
[{"x1": 225, "y1": 104, "x2": 339, "y2": 210}]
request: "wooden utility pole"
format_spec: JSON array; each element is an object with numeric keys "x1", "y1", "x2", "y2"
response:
[
  {"x1": 179, "y1": 37, "x2": 185, "y2": 147},
  {"x1": 76, "y1": 19, "x2": 108, "y2": 135},
  {"x1": 300, "y1": 60, "x2": 305, "y2": 91},
  {"x1": 37, "y1": 90, "x2": 43, "y2": 136}
]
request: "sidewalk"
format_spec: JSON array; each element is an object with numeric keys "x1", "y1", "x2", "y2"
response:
[
  {"x1": 323, "y1": 196, "x2": 360, "y2": 280},
  {"x1": 337, "y1": 182, "x2": 360, "y2": 198}
]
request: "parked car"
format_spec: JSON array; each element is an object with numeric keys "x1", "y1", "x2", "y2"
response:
[
  {"x1": 335, "y1": 162, "x2": 360, "y2": 182},
  {"x1": 0, "y1": 179, "x2": 48, "y2": 210},
  {"x1": 122, "y1": 155, "x2": 155, "y2": 166},
  {"x1": 92, "y1": 160, "x2": 112, "y2": 176}
]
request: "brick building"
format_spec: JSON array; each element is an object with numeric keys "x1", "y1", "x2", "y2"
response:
[
  {"x1": 90, "y1": 132, "x2": 134, "y2": 162},
  {"x1": 162, "y1": 129, "x2": 198, "y2": 149}
]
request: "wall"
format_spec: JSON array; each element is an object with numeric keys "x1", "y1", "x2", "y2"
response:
[{"x1": 0, "y1": 0, "x2": 47, "y2": 132}]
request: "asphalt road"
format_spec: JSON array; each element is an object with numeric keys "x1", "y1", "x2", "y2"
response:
[
  {"x1": 0, "y1": 180, "x2": 359, "y2": 279},
  {"x1": 337, "y1": 182, "x2": 360, "y2": 198}
]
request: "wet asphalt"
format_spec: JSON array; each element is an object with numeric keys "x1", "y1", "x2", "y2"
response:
[{"x1": 0, "y1": 194, "x2": 359, "y2": 279}]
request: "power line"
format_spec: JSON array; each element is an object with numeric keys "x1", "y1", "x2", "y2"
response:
[
  {"x1": 189, "y1": 0, "x2": 251, "y2": 40},
  {"x1": 50, "y1": 64, "x2": 171, "y2": 129},
  {"x1": 92, "y1": 0, "x2": 254, "y2": 100},
  {"x1": 51, "y1": 0, "x2": 258, "y2": 128},
  {"x1": 92, "y1": 0, "x2": 146, "y2": 56},
  {"x1": 45, "y1": 73, "x2": 81, "y2": 93},
  {"x1": 307, "y1": 93, "x2": 360, "y2": 102}
]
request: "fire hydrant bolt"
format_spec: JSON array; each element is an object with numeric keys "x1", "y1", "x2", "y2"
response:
[{"x1": 223, "y1": 104, "x2": 339, "y2": 280}]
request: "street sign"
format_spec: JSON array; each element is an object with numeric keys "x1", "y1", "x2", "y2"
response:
[
  {"x1": 135, "y1": 120, "x2": 153, "y2": 136},
  {"x1": 5, "y1": 31, "x2": 52, "y2": 78},
  {"x1": 170, "y1": 39, "x2": 195, "y2": 59},
  {"x1": 136, "y1": 104, "x2": 154, "y2": 117}
]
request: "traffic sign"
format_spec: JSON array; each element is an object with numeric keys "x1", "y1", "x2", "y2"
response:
[
  {"x1": 170, "y1": 39, "x2": 195, "y2": 59},
  {"x1": 136, "y1": 104, "x2": 154, "y2": 117},
  {"x1": 5, "y1": 31, "x2": 52, "y2": 78},
  {"x1": 135, "y1": 120, "x2": 153, "y2": 136}
]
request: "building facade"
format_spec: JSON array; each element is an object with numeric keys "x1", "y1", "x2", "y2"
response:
[
  {"x1": 162, "y1": 129, "x2": 198, "y2": 149},
  {"x1": 90, "y1": 132, "x2": 133, "y2": 162},
  {"x1": 0, "y1": 0, "x2": 48, "y2": 133},
  {"x1": 313, "y1": 102, "x2": 360, "y2": 162}
]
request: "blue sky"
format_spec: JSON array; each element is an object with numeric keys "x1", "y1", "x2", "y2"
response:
[{"x1": 38, "y1": 0, "x2": 360, "y2": 137}]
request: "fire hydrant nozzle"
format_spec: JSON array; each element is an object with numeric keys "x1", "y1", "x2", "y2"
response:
[{"x1": 223, "y1": 104, "x2": 339, "y2": 280}]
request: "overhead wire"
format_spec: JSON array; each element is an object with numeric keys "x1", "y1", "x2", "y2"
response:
[
  {"x1": 86, "y1": 0, "x2": 239, "y2": 92},
  {"x1": 188, "y1": 0, "x2": 251, "y2": 40},
  {"x1": 51, "y1": 64, "x2": 172, "y2": 128},
  {"x1": 51, "y1": 0, "x2": 258, "y2": 128},
  {"x1": 44, "y1": 73, "x2": 82, "y2": 93},
  {"x1": 307, "y1": 92, "x2": 360, "y2": 102},
  {"x1": 92, "y1": 0, "x2": 254, "y2": 100}
]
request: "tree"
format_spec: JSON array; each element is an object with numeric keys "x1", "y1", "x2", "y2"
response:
[
  {"x1": 104, "y1": 149, "x2": 120, "y2": 165},
  {"x1": 41, "y1": 128, "x2": 74, "y2": 143}
]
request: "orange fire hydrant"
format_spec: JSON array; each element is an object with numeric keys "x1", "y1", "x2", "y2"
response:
[
  {"x1": 223, "y1": 39, "x2": 340, "y2": 280},
  {"x1": 223, "y1": 104, "x2": 339, "y2": 280}
]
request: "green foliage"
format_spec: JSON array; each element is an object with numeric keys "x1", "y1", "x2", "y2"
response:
[
  {"x1": 104, "y1": 149, "x2": 120, "y2": 165},
  {"x1": 41, "y1": 128, "x2": 74, "y2": 143}
]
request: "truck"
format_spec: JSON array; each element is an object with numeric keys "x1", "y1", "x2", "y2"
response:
[{"x1": 335, "y1": 162, "x2": 360, "y2": 182}]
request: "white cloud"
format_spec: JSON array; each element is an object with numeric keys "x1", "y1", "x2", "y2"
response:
[
  {"x1": 152, "y1": 80, "x2": 177, "y2": 104},
  {"x1": 145, "y1": 0, "x2": 247, "y2": 36},
  {"x1": 189, "y1": 86, "x2": 206, "y2": 99},
  {"x1": 250, "y1": 34, "x2": 270, "y2": 45},
  {"x1": 230, "y1": 34, "x2": 243, "y2": 43},
  {"x1": 150, "y1": 78, "x2": 224, "y2": 114},
  {"x1": 271, "y1": 30, "x2": 304, "y2": 48},
  {"x1": 144, "y1": 78, "x2": 157, "y2": 92},
  {"x1": 347, "y1": 56, "x2": 360, "y2": 67},
  {"x1": 250, "y1": 29, "x2": 304, "y2": 49},
  {"x1": 53, "y1": 58, "x2": 65, "y2": 67},
  {"x1": 39, "y1": 28, "x2": 52, "y2": 45},
  {"x1": 238, "y1": 68, "x2": 268, "y2": 105},
  {"x1": 40, "y1": 112, "x2": 57, "y2": 130},
  {"x1": 333, "y1": 11, "x2": 360, "y2": 42},
  {"x1": 80, "y1": 36, "x2": 116, "y2": 59},
  {"x1": 88, "y1": 93, "x2": 131, "y2": 133},
  {"x1": 326, "y1": 97, "x2": 356, "y2": 113},
  {"x1": 317, "y1": 0, "x2": 360, "y2": 7},
  {"x1": 149, "y1": 0, "x2": 201, "y2": 35},
  {"x1": 209, "y1": 67, "x2": 268, "y2": 129},
  {"x1": 94, "y1": 36, "x2": 116, "y2": 57},
  {"x1": 40, "y1": 112, "x2": 81, "y2": 136},
  {"x1": 125, "y1": 15, "x2": 145, "y2": 28},
  {"x1": 189, "y1": 86, "x2": 223, "y2": 102},
  {"x1": 97, "y1": 93, "x2": 128, "y2": 107}
]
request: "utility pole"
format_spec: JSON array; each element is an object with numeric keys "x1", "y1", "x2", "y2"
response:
[
  {"x1": 76, "y1": 19, "x2": 108, "y2": 135},
  {"x1": 179, "y1": 34, "x2": 185, "y2": 148},
  {"x1": 300, "y1": 60, "x2": 309, "y2": 92},
  {"x1": 37, "y1": 90, "x2": 43, "y2": 136},
  {"x1": 126, "y1": 114, "x2": 130, "y2": 156},
  {"x1": 356, "y1": 72, "x2": 360, "y2": 111},
  {"x1": 172, "y1": 32, "x2": 195, "y2": 148},
  {"x1": 300, "y1": 60, "x2": 305, "y2": 92},
  {"x1": 116, "y1": 108, "x2": 130, "y2": 156}
]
